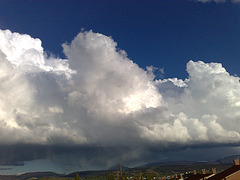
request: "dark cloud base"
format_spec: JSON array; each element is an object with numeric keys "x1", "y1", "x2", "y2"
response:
[{"x1": 0, "y1": 142, "x2": 239, "y2": 170}]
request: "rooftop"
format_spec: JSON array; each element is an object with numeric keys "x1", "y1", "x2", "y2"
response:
[{"x1": 207, "y1": 165, "x2": 240, "y2": 180}]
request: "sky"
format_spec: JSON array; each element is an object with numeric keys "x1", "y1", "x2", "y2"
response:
[{"x1": 0, "y1": 0, "x2": 240, "y2": 175}]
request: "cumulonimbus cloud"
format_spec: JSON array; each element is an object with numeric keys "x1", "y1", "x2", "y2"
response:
[{"x1": 0, "y1": 29, "x2": 240, "y2": 167}]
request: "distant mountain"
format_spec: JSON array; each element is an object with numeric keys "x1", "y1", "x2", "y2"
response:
[
  {"x1": 17, "y1": 171, "x2": 64, "y2": 179},
  {"x1": 137, "y1": 155, "x2": 240, "y2": 168},
  {"x1": 138, "y1": 160, "x2": 213, "y2": 168},
  {"x1": 67, "y1": 170, "x2": 112, "y2": 178},
  {"x1": 1, "y1": 155, "x2": 239, "y2": 179},
  {"x1": 108, "y1": 163, "x2": 129, "y2": 170},
  {"x1": 0, "y1": 175, "x2": 17, "y2": 180},
  {"x1": 216, "y1": 155, "x2": 240, "y2": 164},
  {"x1": 0, "y1": 172, "x2": 63, "y2": 180}
]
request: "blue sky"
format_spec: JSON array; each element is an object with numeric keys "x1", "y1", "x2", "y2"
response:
[
  {"x1": 1, "y1": 0, "x2": 240, "y2": 78},
  {"x1": 1, "y1": 0, "x2": 240, "y2": 174}
]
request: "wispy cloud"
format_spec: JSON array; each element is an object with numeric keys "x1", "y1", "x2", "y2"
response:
[{"x1": 0, "y1": 29, "x2": 240, "y2": 169}]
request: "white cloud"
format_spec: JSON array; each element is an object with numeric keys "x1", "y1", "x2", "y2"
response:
[
  {"x1": 0, "y1": 29, "x2": 240, "y2": 165},
  {"x1": 156, "y1": 60, "x2": 240, "y2": 143},
  {"x1": 62, "y1": 31, "x2": 162, "y2": 114}
]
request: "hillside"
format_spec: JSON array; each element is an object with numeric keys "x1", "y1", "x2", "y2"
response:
[{"x1": 0, "y1": 155, "x2": 239, "y2": 179}]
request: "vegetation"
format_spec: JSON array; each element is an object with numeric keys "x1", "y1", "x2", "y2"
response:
[
  {"x1": 75, "y1": 173, "x2": 80, "y2": 180},
  {"x1": 39, "y1": 178, "x2": 73, "y2": 180},
  {"x1": 108, "y1": 173, "x2": 115, "y2": 180}
]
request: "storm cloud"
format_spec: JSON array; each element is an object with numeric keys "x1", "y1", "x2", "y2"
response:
[{"x1": 0, "y1": 29, "x2": 240, "y2": 169}]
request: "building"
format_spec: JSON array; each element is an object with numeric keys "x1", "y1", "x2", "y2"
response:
[
  {"x1": 207, "y1": 159, "x2": 240, "y2": 180},
  {"x1": 185, "y1": 169, "x2": 216, "y2": 180},
  {"x1": 185, "y1": 159, "x2": 240, "y2": 180}
]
